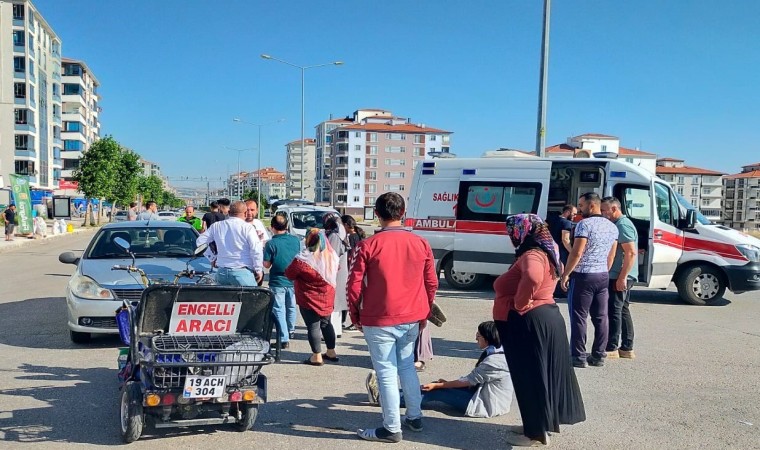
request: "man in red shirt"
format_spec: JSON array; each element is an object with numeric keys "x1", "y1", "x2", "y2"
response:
[{"x1": 348, "y1": 192, "x2": 438, "y2": 443}]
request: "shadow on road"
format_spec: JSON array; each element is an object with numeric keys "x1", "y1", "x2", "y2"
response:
[
  {"x1": 630, "y1": 290, "x2": 731, "y2": 307},
  {"x1": 0, "y1": 297, "x2": 122, "y2": 350}
]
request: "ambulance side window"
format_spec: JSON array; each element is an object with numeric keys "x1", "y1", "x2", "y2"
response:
[
  {"x1": 457, "y1": 181, "x2": 541, "y2": 222},
  {"x1": 654, "y1": 183, "x2": 676, "y2": 226},
  {"x1": 619, "y1": 186, "x2": 651, "y2": 221}
]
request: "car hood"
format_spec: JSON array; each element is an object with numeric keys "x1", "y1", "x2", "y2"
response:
[
  {"x1": 79, "y1": 257, "x2": 212, "y2": 288},
  {"x1": 696, "y1": 223, "x2": 760, "y2": 248}
]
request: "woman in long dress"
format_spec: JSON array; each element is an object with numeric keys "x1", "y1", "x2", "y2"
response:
[
  {"x1": 493, "y1": 214, "x2": 585, "y2": 446},
  {"x1": 324, "y1": 215, "x2": 349, "y2": 338}
]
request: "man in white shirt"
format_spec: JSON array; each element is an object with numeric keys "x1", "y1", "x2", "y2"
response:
[
  {"x1": 138, "y1": 201, "x2": 160, "y2": 221},
  {"x1": 197, "y1": 201, "x2": 263, "y2": 286},
  {"x1": 245, "y1": 198, "x2": 270, "y2": 245}
]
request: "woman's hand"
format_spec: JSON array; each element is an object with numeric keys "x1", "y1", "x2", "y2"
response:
[{"x1": 421, "y1": 382, "x2": 441, "y2": 392}]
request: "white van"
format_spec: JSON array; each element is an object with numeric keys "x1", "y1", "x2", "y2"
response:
[{"x1": 406, "y1": 155, "x2": 760, "y2": 305}]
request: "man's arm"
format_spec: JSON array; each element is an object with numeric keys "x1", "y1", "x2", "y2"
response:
[
  {"x1": 263, "y1": 241, "x2": 273, "y2": 269},
  {"x1": 423, "y1": 242, "x2": 438, "y2": 305},
  {"x1": 346, "y1": 243, "x2": 368, "y2": 328},
  {"x1": 618, "y1": 242, "x2": 637, "y2": 280},
  {"x1": 561, "y1": 229, "x2": 573, "y2": 254},
  {"x1": 247, "y1": 227, "x2": 264, "y2": 281},
  {"x1": 607, "y1": 242, "x2": 617, "y2": 272},
  {"x1": 562, "y1": 237, "x2": 587, "y2": 278}
]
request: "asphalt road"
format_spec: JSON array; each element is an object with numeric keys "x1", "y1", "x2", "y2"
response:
[{"x1": 0, "y1": 232, "x2": 758, "y2": 449}]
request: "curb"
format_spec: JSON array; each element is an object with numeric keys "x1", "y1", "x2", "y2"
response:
[{"x1": 0, "y1": 227, "x2": 96, "y2": 254}]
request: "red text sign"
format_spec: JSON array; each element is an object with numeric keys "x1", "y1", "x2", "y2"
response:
[{"x1": 168, "y1": 302, "x2": 242, "y2": 336}]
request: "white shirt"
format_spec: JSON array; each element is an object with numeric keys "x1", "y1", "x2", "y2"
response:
[
  {"x1": 250, "y1": 219, "x2": 269, "y2": 245},
  {"x1": 196, "y1": 216, "x2": 263, "y2": 272},
  {"x1": 138, "y1": 211, "x2": 159, "y2": 221}
]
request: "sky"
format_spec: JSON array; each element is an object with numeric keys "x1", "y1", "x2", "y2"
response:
[{"x1": 33, "y1": 0, "x2": 760, "y2": 188}]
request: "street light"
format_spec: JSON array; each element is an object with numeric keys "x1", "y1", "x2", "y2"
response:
[
  {"x1": 535, "y1": 0, "x2": 551, "y2": 157},
  {"x1": 261, "y1": 54, "x2": 343, "y2": 200},
  {"x1": 233, "y1": 117, "x2": 285, "y2": 218},
  {"x1": 224, "y1": 146, "x2": 257, "y2": 199}
]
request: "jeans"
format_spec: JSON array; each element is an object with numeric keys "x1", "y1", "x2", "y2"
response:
[
  {"x1": 568, "y1": 272, "x2": 609, "y2": 361},
  {"x1": 607, "y1": 278, "x2": 635, "y2": 352},
  {"x1": 271, "y1": 286, "x2": 296, "y2": 343},
  {"x1": 364, "y1": 323, "x2": 423, "y2": 433},
  {"x1": 401, "y1": 387, "x2": 472, "y2": 414},
  {"x1": 215, "y1": 267, "x2": 258, "y2": 287}
]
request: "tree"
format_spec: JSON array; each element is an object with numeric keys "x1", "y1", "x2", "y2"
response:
[
  {"x1": 73, "y1": 136, "x2": 121, "y2": 225},
  {"x1": 108, "y1": 149, "x2": 142, "y2": 217},
  {"x1": 243, "y1": 189, "x2": 269, "y2": 212},
  {"x1": 137, "y1": 175, "x2": 164, "y2": 206}
]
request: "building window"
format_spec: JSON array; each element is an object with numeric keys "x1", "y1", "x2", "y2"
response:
[
  {"x1": 383, "y1": 184, "x2": 405, "y2": 191},
  {"x1": 13, "y1": 4, "x2": 24, "y2": 20},
  {"x1": 368, "y1": 146, "x2": 378, "y2": 155},
  {"x1": 677, "y1": 176, "x2": 685, "y2": 185},
  {"x1": 601, "y1": 144, "x2": 607, "y2": 152},
  {"x1": 442, "y1": 135, "x2": 450, "y2": 144},
  {"x1": 63, "y1": 84, "x2": 82, "y2": 95},
  {"x1": 384, "y1": 146, "x2": 405, "y2": 153},
  {"x1": 367, "y1": 158, "x2": 378, "y2": 168},
  {"x1": 14, "y1": 109, "x2": 29, "y2": 125},
  {"x1": 354, "y1": 158, "x2": 361, "y2": 164},
  {"x1": 63, "y1": 159, "x2": 80, "y2": 170},
  {"x1": 15, "y1": 160, "x2": 35, "y2": 175},
  {"x1": 366, "y1": 184, "x2": 376, "y2": 193},
  {"x1": 386, "y1": 133, "x2": 406, "y2": 140},
  {"x1": 353, "y1": 196, "x2": 360, "y2": 203},
  {"x1": 64, "y1": 140, "x2": 82, "y2": 151},
  {"x1": 693, "y1": 176, "x2": 700, "y2": 184},
  {"x1": 355, "y1": 145, "x2": 361, "y2": 152},
  {"x1": 13, "y1": 30, "x2": 25, "y2": 47},
  {"x1": 14, "y1": 83, "x2": 26, "y2": 99},
  {"x1": 355, "y1": 132, "x2": 361, "y2": 138},
  {"x1": 385, "y1": 159, "x2": 406, "y2": 166},
  {"x1": 15, "y1": 135, "x2": 30, "y2": 150},
  {"x1": 702, "y1": 188, "x2": 711, "y2": 195},
  {"x1": 64, "y1": 121, "x2": 82, "y2": 132},
  {"x1": 14, "y1": 57, "x2": 26, "y2": 73},
  {"x1": 414, "y1": 135, "x2": 424, "y2": 144},
  {"x1": 63, "y1": 64, "x2": 82, "y2": 76},
  {"x1": 430, "y1": 135, "x2": 437, "y2": 141},
  {"x1": 366, "y1": 171, "x2": 377, "y2": 181},
  {"x1": 353, "y1": 183, "x2": 361, "y2": 190},
  {"x1": 366, "y1": 196, "x2": 376, "y2": 205},
  {"x1": 336, "y1": 194, "x2": 347, "y2": 203},
  {"x1": 384, "y1": 172, "x2": 405, "y2": 179},
  {"x1": 702, "y1": 199, "x2": 710, "y2": 207},
  {"x1": 368, "y1": 133, "x2": 377, "y2": 142},
  {"x1": 415, "y1": 147, "x2": 425, "y2": 157},
  {"x1": 625, "y1": 158, "x2": 634, "y2": 163},
  {"x1": 691, "y1": 187, "x2": 698, "y2": 196},
  {"x1": 354, "y1": 171, "x2": 361, "y2": 177}
]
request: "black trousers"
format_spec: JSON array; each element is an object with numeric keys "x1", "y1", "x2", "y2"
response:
[
  {"x1": 568, "y1": 272, "x2": 609, "y2": 361},
  {"x1": 607, "y1": 278, "x2": 635, "y2": 352},
  {"x1": 299, "y1": 307, "x2": 336, "y2": 354}
]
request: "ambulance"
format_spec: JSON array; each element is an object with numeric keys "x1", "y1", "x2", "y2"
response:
[{"x1": 406, "y1": 153, "x2": 760, "y2": 305}]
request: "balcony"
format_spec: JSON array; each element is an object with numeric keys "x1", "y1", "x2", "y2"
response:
[
  {"x1": 53, "y1": 137, "x2": 63, "y2": 146},
  {"x1": 15, "y1": 149, "x2": 37, "y2": 159},
  {"x1": 61, "y1": 169, "x2": 74, "y2": 178},
  {"x1": 15, "y1": 123, "x2": 36, "y2": 133},
  {"x1": 13, "y1": 18, "x2": 24, "y2": 27},
  {"x1": 53, "y1": 115, "x2": 62, "y2": 126},
  {"x1": 52, "y1": 93, "x2": 62, "y2": 103},
  {"x1": 53, "y1": 158, "x2": 63, "y2": 168},
  {"x1": 14, "y1": 96, "x2": 26, "y2": 105},
  {"x1": 52, "y1": 72, "x2": 61, "y2": 81},
  {"x1": 14, "y1": 44, "x2": 26, "y2": 54},
  {"x1": 15, "y1": 175, "x2": 38, "y2": 185},
  {"x1": 14, "y1": 70, "x2": 26, "y2": 80},
  {"x1": 29, "y1": 71, "x2": 36, "y2": 83}
]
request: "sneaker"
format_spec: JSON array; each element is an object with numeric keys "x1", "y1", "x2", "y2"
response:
[
  {"x1": 281, "y1": 342, "x2": 290, "y2": 350},
  {"x1": 343, "y1": 324, "x2": 360, "y2": 332},
  {"x1": 587, "y1": 355, "x2": 605, "y2": 367},
  {"x1": 289, "y1": 332, "x2": 295, "y2": 339},
  {"x1": 357, "y1": 427, "x2": 402, "y2": 443},
  {"x1": 606, "y1": 349, "x2": 619, "y2": 359},
  {"x1": 403, "y1": 416, "x2": 423, "y2": 432},
  {"x1": 365, "y1": 370, "x2": 380, "y2": 405},
  {"x1": 619, "y1": 349, "x2": 636, "y2": 359},
  {"x1": 572, "y1": 359, "x2": 588, "y2": 369}
]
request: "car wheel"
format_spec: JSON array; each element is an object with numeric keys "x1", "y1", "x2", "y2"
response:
[
  {"x1": 235, "y1": 404, "x2": 259, "y2": 431},
  {"x1": 443, "y1": 258, "x2": 486, "y2": 290},
  {"x1": 120, "y1": 382, "x2": 144, "y2": 443},
  {"x1": 676, "y1": 265, "x2": 726, "y2": 306},
  {"x1": 70, "y1": 330, "x2": 91, "y2": 344}
]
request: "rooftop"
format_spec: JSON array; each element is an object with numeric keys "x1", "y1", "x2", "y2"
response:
[
  {"x1": 339, "y1": 123, "x2": 450, "y2": 134},
  {"x1": 655, "y1": 166, "x2": 725, "y2": 176},
  {"x1": 573, "y1": 133, "x2": 619, "y2": 140},
  {"x1": 287, "y1": 138, "x2": 317, "y2": 146},
  {"x1": 657, "y1": 157, "x2": 685, "y2": 162},
  {"x1": 545, "y1": 144, "x2": 656, "y2": 157},
  {"x1": 725, "y1": 170, "x2": 760, "y2": 179}
]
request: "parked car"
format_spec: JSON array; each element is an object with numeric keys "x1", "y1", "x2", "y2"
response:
[
  {"x1": 157, "y1": 211, "x2": 179, "y2": 221},
  {"x1": 113, "y1": 210, "x2": 129, "y2": 222},
  {"x1": 274, "y1": 205, "x2": 340, "y2": 239},
  {"x1": 58, "y1": 221, "x2": 211, "y2": 343}
]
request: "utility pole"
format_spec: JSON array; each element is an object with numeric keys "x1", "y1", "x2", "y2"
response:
[{"x1": 535, "y1": 0, "x2": 551, "y2": 157}]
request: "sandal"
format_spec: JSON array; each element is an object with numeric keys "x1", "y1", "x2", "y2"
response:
[
  {"x1": 415, "y1": 361, "x2": 426, "y2": 372},
  {"x1": 302, "y1": 358, "x2": 324, "y2": 366},
  {"x1": 322, "y1": 354, "x2": 340, "y2": 362}
]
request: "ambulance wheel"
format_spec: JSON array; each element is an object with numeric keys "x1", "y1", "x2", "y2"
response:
[
  {"x1": 676, "y1": 265, "x2": 726, "y2": 306},
  {"x1": 443, "y1": 258, "x2": 486, "y2": 290},
  {"x1": 120, "y1": 382, "x2": 144, "y2": 443},
  {"x1": 236, "y1": 404, "x2": 259, "y2": 431}
]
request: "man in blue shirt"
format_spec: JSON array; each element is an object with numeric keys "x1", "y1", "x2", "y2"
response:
[
  {"x1": 561, "y1": 192, "x2": 619, "y2": 368},
  {"x1": 601, "y1": 196, "x2": 639, "y2": 360},
  {"x1": 263, "y1": 213, "x2": 301, "y2": 349}
]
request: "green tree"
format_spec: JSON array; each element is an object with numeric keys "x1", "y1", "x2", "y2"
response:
[
  {"x1": 73, "y1": 136, "x2": 121, "y2": 225},
  {"x1": 137, "y1": 175, "x2": 164, "y2": 206},
  {"x1": 107, "y1": 149, "x2": 142, "y2": 219}
]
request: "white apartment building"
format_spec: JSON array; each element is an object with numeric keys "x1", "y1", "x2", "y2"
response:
[
  {"x1": 545, "y1": 133, "x2": 658, "y2": 174},
  {"x1": 314, "y1": 116, "x2": 353, "y2": 203},
  {"x1": 1, "y1": 0, "x2": 63, "y2": 191},
  {"x1": 655, "y1": 157, "x2": 724, "y2": 223},
  {"x1": 723, "y1": 162, "x2": 760, "y2": 232},
  {"x1": 59, "y1": 57, "x2": 100, "y2": 187},
  {"x1": 326, "y1": 109, "x2": 452, "y2": 215},
  {"x1": 226, "y1": 167, "x2": 286, "y2": 201},
  {"x1": 285, "y1": 139, "x2": 316, "y2": 201}
]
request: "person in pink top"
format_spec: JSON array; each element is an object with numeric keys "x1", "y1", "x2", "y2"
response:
[{"x1": 494, "y1": 214, "x2": 585, "y2": 447}]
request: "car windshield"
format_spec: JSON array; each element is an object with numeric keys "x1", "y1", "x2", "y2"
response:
[
  {"x1": 674, "y1": 192, "x2": 712, "y2": 225},
  {"x1": 87, "y1": 226, "x2": 199, "y2": 259},
  {"x1": 290, "y1": 211, "x2": 334, "y2": 230}
]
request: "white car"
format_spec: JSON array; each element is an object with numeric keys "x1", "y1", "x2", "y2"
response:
[
  {"x1": 157, "y1": 211, "x2": 178, "y2": 221},
  {"x1": 274, "y1": 205, "x2": 340, "y2": 239}
]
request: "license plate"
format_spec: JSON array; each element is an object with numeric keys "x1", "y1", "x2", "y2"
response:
[{"x1": 183, "y1": 375, "x2": 226, "y2": 398}]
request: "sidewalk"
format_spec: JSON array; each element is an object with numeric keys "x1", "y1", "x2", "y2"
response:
[{"x1": 0, "y1": 219, "x2": 96, "y2": 254}]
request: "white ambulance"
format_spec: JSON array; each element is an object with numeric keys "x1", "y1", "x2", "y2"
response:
[{"x1": 406, "y1": 153, "x2": 760, "y2": 305}]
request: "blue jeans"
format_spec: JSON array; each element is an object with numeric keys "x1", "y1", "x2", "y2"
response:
[
  {"x1": 364, "y1": 323, "x2": 423, "y2": 433},
  {"x1": 271, "y1": 286, "x2": 296, "y2": 343},
  {"x1": 216, "y1": 267, "x2": 258, "y2": 287},
  {"x1": 401, "y1": 387, "x2": 472, "y2": 415}
]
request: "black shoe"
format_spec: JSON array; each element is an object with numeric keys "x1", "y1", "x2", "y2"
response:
[
  {"x1": 357, "y1": 427, "x2": 402, "y2": 443},
  {"x1": 587, "y1": 355, "x2": 605, "y2": 367},
  {"x1": 403, "y1": 416, "x2": 423, "y2": 432},
  {"x1": 281, "y1": 342, "x2": 289, "y2": 349},
  {"x1": 573, "y1": 359, "x2": 588, "y2": 369},
  {"x1": 289, "y1": 332, "x2": 295, "y2": 339}
]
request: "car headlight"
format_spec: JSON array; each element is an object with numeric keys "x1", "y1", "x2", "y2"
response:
[
  {"x1": 736, "y1": 245, "x2": 760, "y2": 263},
  {"x1": 69, "y1": 273, "x2": 115, "y2": 300}
]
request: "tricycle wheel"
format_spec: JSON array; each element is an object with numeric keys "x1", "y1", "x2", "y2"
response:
[
  {"x1": 236, "y1": 404, "x2": 259, "y2": 431},
  {"x1": 120, "y1": 382, "x2": 144, "y2": 443}
]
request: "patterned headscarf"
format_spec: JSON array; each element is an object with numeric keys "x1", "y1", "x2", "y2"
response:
[
  {"x1": 505, "y1": 214, "x2": 562, "y2": 277},
  {"x1": 296, "y1": 228, "x2": 339, "y2": 286}
]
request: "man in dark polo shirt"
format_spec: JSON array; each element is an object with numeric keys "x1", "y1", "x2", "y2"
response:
[
  {"x1": 4, "y1": 204, "x2": 17, "y2": 241},
  {"x1": 263, "y1": 213, "x2": 301, "y2": 349}
]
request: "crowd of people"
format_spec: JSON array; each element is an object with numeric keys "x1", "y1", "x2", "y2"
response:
[{"x1": 125, "y1": 188, "x2": 640, "y2": 447}]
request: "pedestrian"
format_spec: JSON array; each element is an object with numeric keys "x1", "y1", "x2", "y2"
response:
[
  {"x1": 137, "y1": 201, "x2": 160, "y2": 221},
  {"x1": 263, "y1": 213, "x2": 301, "y2": 349},
  {"x1": 3, "y1": 204, "x2": 17, "y2": 241},
  {"x1": 201, "y1": 201, "x2": 225, "y2": 232},
  {"x1": 601, "y1": 196, "x2": 639, "y2": 359},
  {"x1": 196, "y1": 201, "x2": 263, "y2": 286},
  {"x1": 340, "y1": 214, "x2": 365, "y2": 332},
  {"x1": 548, "y1": 204, "x2": 577, "y2": 266},
  {"x1": 245, "y1": 198, "x2": 269, "y2": 246},
  {"x1": 366, "y1": 321, "x2": 512, "y2": 418},
  {"x1": 347, "y1": 192, "x2": 438, "y2": 444},
  {"x1": 324, "y1": 214, "x2": 349, "y2": 338},
  {"x1": 560, "y1": 192, "x2": 619, "y2": 368},
  {"x1": 177, "y1": 205, "x2": 203, "y2": 231},
  {"x1": 285, "y1": 228, "x2": 340, "y2": 366},
  {"x1": 217, "y1": 198, "x2": 231, "y2": 219},
  {"x1": 127, "y1": 202, "x2": 138, "y2": 221},
  {"x1": 495, "y1": 214, "x2": 586, "y2": 447},
  {"x1": 414, "y1": 325, "x2": 434, "y2": 372}
]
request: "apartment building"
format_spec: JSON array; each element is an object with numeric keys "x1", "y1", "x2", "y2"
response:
[
  {"x1": 314, "y1": 117, "x2": 353, "y2": 203},
  {"x1": 285, "y1": 139, "x2": 316, "y2": 201},
  {"x1": 545, "y1": 133, "x2": 658, "y2": 174},
  {"x1": 59, "y1": 57, "x2": 100, "y2": 186},
  {"x1": 722, "y1": 162, "x2": 760, "y2": 232},
  {"x1": 1, "y1": 0, "x2": 63, "y2": 191},
  {"x1": 326, "y1": 109, "x2": 452, "y2": 215},
  {"x1": 227, "y1": 167, "x2": 286, "y2": 201},
  {"x1": 655, "y1": 157, "x2": 724, "y2": 223}
]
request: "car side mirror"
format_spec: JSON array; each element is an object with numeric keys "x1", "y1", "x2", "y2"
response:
[
  {"x1": 685, "y1": 209, "x2": 696, "y2": 229},
  {"x1": 59, "y1": 252, "x2": 80, "y2": 265}
]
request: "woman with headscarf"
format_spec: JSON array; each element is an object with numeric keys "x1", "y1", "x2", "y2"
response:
[
  {"x1": 324, "y1": 214, "x2": 350, "y2": 337},
  {"x1": 285, "y1": 228, "x2": 340, "y2": 366},
  {"x1": 494, "y1": 214, "x2": 585, "y2": 447}
]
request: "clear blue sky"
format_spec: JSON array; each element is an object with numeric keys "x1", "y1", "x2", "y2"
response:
[{"x1": 35, "y1": 0, "x2": 760, "y2": 186}]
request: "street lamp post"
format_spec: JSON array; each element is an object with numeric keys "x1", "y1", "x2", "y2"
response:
[
  {"x1": 233, "y1": 118, "x2": 284, "y2": 218},
  {"x1": 261, "y1": 54, "x2": 343, "y2": 201},
  {"x1": 535, "y1": 0, "x2": 551, "y2": 158},
  {"x1": 224, "y1": 147, "x2": 256, "y2": 199}
]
